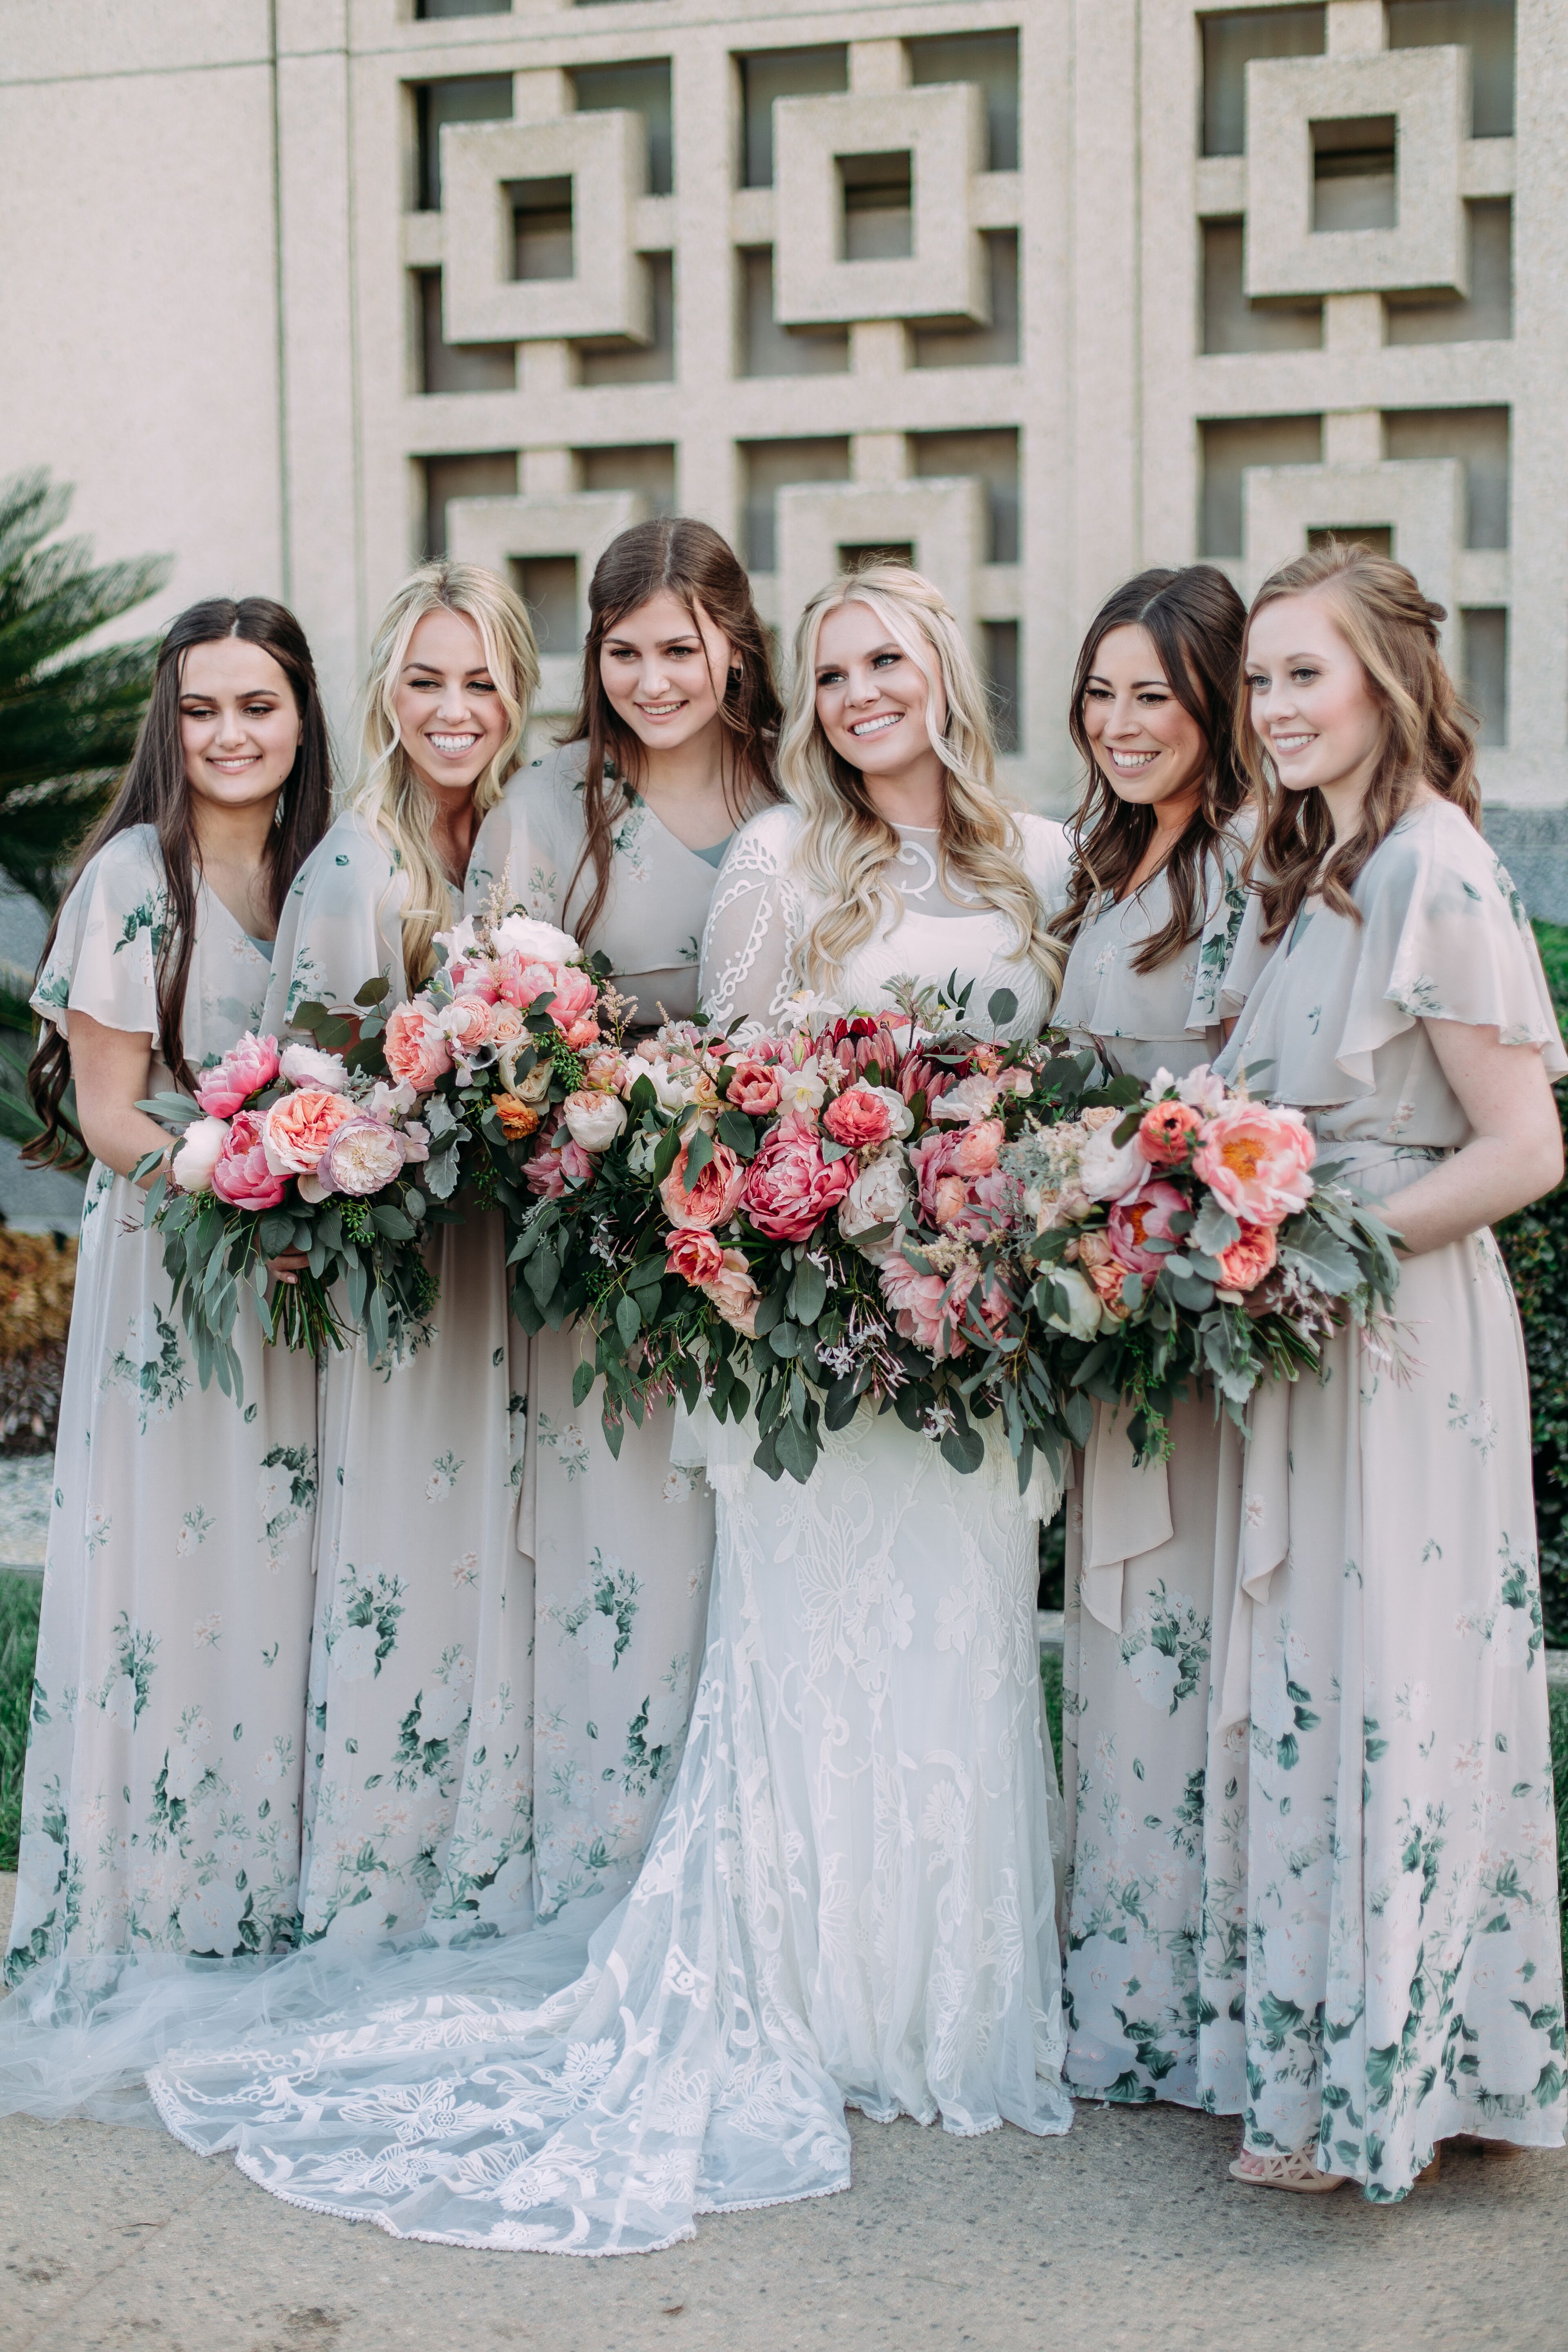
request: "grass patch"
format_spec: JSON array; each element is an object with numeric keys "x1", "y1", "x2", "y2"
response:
[{"x1": 0, "y1": 1570, "x2": 42, "y2": 1872}]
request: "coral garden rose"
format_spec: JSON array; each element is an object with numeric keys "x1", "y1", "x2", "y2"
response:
[
  {"x1": 1214, "y1": 1218, "x2": 1278, "y2": 1292},
  {"x1": 1192, "y1": 1102, "x2": 1314, "y2": 1226},
  {"x1": 660, "y1": 1137, "x2": 746, "y2": 1232},
  {"x1": 316, "y1": 1114, "x2": 407, "y2": 1198},
  {"x1": 822, "y1": 1084, "x2": 895, "y2": 1151},
  {"x1": 1106, "y1": 1180, "x2": 1188, "y2": 1277},
  {"x1": 666, "y1": 1227, "x2": 726, "y2": 1286},
  {"x1": 195, "y1": 1031, "x2": 280, "y2": 1118},
  {"x1": 562, "y1": 1089, "x2": 628, "y2": 1152},
  {"x1": 261, "y1": 1087, "x2": 355, "y2": 1178},
  {"x1": 276, "y1": 1041, "x2": 348, "y2": 1093},
  {"x1": 727, "y1": 1059, "x2": 783, "y2": 1116},
  {"x1": 954, "y1": 1118, "x2": 1004, "y2": 1179},
  {"x1": 704, "y1": 1247, "x2": 761, "y2": 1339},
  {"x1": 1137, "y1": 1099, "x2": 1203, "y2": 1168},
  {"x1": 383, "y1": 1001, "x2": 452, "y2": 1092},
  {"x1": 210, "y1": 1111, "x2": 287, "y2": 1211},
  {"x1": 170, "y1": 1115, "x2": 229, "y2": 1194},
  {"x1": 741, "y1": 1111, "x2": 854, "y2": 1241}
]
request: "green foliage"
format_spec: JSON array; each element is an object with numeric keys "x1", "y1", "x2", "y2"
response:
[
  {"x1": 1496, "y1": 920, "x2": 1568, "y2": 1644},
  {"x1": 0, "y1": 470, "x2": 171, "y2": 909},
  {"x1": 0, "y1": 1569, "x2": 43, "y2": 1871}
]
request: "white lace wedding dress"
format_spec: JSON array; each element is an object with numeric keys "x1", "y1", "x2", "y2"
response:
[{"x1": 143, "y1": 804, "x2": 1076, "y2": 2254}]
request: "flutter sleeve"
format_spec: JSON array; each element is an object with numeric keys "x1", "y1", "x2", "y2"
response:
[
  {"x1": 262, "y1": 814, "x2": 408, "y2": 1031},
  {"x1": 463, "y1": 760, "x2": 567, "y2": 924},
  {"x1": 1187, "y1": 828, "x2": 1254, "y2": 1031},
  {"x1": 1217, "y1": 885, "x2": 1278, "y2": 1024},
  {"x1": 698, "y1": 808, "x2": 807, "y2": 1031},
  {"x1": 1334, "y1": 805, "x2": 1568, "y2": 1087},
  {"x1": 32, "y1": 829, "x2": 164, "y2": 1042}
]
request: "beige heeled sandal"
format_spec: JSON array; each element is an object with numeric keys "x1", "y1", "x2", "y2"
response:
[{"x1": 1228, "y1": 2148, "x2": 1347, "y2": 2194}]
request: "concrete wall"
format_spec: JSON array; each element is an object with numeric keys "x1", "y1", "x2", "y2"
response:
[{"x1": 2, "y1": 0, "x2": 1563, "y2": 819}]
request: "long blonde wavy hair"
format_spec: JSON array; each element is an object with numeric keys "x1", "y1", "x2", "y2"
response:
[
  {"x1": 354, "y1": 561, "x2": 540, "y2": 985},
  {"x1": 780, "y1": 565, "x2": 1063, "y2": 999}
]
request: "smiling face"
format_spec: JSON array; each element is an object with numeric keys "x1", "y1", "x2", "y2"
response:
[
  {"x1": 1080, "y1": 624, "x2": 1207, "y2": 814},
  {"x1": 1244, "y1": 588, "x2": 1385, "y2": 802},
  {"x1": 178, "y1": 637, "x2": 302, "y2": 817},
  {"x1": 392, "y1": 606, "x2": 509, "y2": 798},
  {"x1": 599, "y1": 589, "x2": 735, "y2": 755},
  {"x1": 813, "y1": 598, "x2": 948, "y2": 785}
]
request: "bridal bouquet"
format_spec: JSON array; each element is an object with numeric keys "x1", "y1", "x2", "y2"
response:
[
  {"x1": 136, "y1": 1013, "x2": 438, "y2": 1397},
  {"x1": 507, "y1": 987, "x2": 1071, "y2": 1481},
  {"x1": 999, "y1": 1062, "x2": 1403, "y2": 1463}
]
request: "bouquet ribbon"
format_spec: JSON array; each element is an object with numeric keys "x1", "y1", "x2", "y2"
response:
[{"x1": 1078, "y1": 1415, "x2": 1175, "y2": 1633}]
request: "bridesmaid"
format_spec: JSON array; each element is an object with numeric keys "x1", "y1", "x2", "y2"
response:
[
  {"x1": 267, "y1": 562, "x2": 540, "y2": 1947},
  {"x1": 1051, "y1": 566, "x2": 1254, "y2": 2108},
  {"x1": 463, "y1": 517, "x2": 782, "y2": 1921},
  {"x1": 4, "y1": 599, "x2": 331, "y2": 2013},
  {"x1": 1215, "y1": 541, "x2": 1566, "y2": 2196}
]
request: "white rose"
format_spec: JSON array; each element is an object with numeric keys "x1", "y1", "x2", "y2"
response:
[
  {"x1": 498, "y1": 1045, "x2": 554, "y2": 1102},
  {"x1": 562, "y1": 1090, "x2": 628, "y2": 1152},
  {"x1": 575, "y1": 1611, "x2": 619, "y2": 1666},
  {"x1": 492, "y1": 912, "x2": 581, "y2": 966},
  {"x1": 642, "y1": 1691, "x2": 686, "y2": 1749},
  {"x1": 278, "y1": 1042, "x2": 350, "y2": 1091},
  {"x1": 1078, "y1": 1119, "x2": 1150, "y2": 1203},
  {"x1": 1041, "y1": 1263, "x2": 1103, "y2": 1341},
  {"x1": 838, "y1": 1142, "x2": 911, "y2": 1261},
  {"x1": 170, "y1": 1116, "x2": 229, "y2": 1193},
  {"x1": 103, "y1": 1674, "x2": 137, "y2": 1730},
  {"x1": 932, "y1": 1074, "x2": 1000, "y2": 1125},
  {"x1": 332, "y1": 1624, "x2": 379, "y2": 1681},
  {"x1": 319, "y1": 1116, "x2": 406, "y2": 1197},
  {"x1": 624, "y1": 1056, "x2": 690, "y2": 1114}
]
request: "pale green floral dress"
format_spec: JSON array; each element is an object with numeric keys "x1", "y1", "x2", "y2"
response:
[
  {"x1": 463, "y1": 743, "x2": 729, "y2": 1918},
  {"x1": 265, "y1": 811, "x2": 524, "y2": 1948},
  {"x1": 4, "y1": 828, "x2": 319, "y2": 2006},
  {"x1": 1054, "y1": 839, "x2": 1251, "y2": 2105},
  {"x1": 1212, "y1": 798, "x2": 1567, "y2": 2197}
]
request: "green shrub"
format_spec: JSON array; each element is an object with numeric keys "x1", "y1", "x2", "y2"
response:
[{"x1": 1496, "y1": 920, "x2": 1568, "y2": 1645}]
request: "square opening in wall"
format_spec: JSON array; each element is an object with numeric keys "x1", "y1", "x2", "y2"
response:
[
  {"x1": 511, "y1": 557, "x2": 580, "y2": 653},
  {"x1": 578, "y1": 445, "x2": 678, "y2": 519},
  {"x1": 1308, "y1": 524, "x2": 1394, "y2": 557},
  {"x1": 416, "y1": 272, "x2": 516, "y2": 395},
  {"x1": 1201, "y1": 220, "x2": 1323, "y2": 353},
  {"x1": 984, "y1": 621, "x2": 1020, "y2": 755},
  {"x1": 1201, "y1": 8, "x2": 1326, "y2": 158},
  {"x1": 512, "y1": 178, "x2": 574, "y2": 281},
  {"x1": 911, "y1": 430, "x2": 1020, "y2": 562},
  {"x1": 420, "y1": 451, "x2": 518, "y2": 562},
  {"x1": 838, "y1": 542, "x2": 915, "y2": 572},
  {"x1": 741, "y1": 439, "x2": 853, "y2": 570},
  {"x1": 840, "y1": 154, "x2": 913, "y2": 263},
  {"x1": 1383, "y1": 406, "x2": 1510, "y2": 547},
  {"x1": 912, "y1": 232, "x2": 1019, "y2": 369},
  {"x1": 414, "y1": 76, "x2": 514, "y2": 212},
  {"x1": 1312, "y1": 118, "x2": 1397, "y2": 233},
  {"x1": 1388, "y1": 0, "x2": 1515, "y2": 138},
  {"x1": 909, "y1": 29, "x2": 1020, "y2": 170},
  {"x1": 739, "y1": 48, "x2": 849, "y2": 190},
  {"x1": 738, "y1": 250, "x2": 850, "y2": 378},
  {"x1": 581, "y1": 255, "x2": 675, "y2": 385},
  {"x1": 1199, "y1": 414, "x2": 1323, "y2": 558},
  {"x1": 1387, "y1": 200, "x2": 1512, "y2": 343},
  {"x1": 573, "y1": 60, "x2": 674, "y2": 196},
  {"x1": 1461, "y1": 606, "x2": 1508, "y2": 745}
]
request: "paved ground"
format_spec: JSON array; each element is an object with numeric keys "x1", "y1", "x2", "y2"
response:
[{"x1": 2, "y1": 1877, "x2": 1564, "y2": 2352}]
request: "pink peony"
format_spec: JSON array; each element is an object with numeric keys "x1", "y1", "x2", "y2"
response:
[
  {"x1": 1106, "y1": 1180, "x2": 1188, "y2": 1276},
  {"x1": 195, "y1": 1031, "x2": 280, "y2": 1118},
  {"x1": 822, "y1": 1084, "x2": 894, "y2": 1151},
  {"x1": 741, "y1": 1111, "x2": 855, "y2": 1241},
  {"x1": 383, "y1": 1001, "x2": 452, "y2": 1092},
  {"x1": 727, "y1": 1059, "x2": 783, "y2": 1116},
  {"x1": 523, "y1": 1134, "x2": 596, "y2": 1198},
  {"x1": 1215, "y1": 1219, "x2": 1278, "y2": 1292},
  {"x1": 660, "y1": 1137, "x2": 747, "y2": 1232},
  {"x1": 262, "y1": 1087, "x2": 355, "y2": 1177},
  {"x1": 667, "y1": 1227, "x2": 726, "y2": 1285},
  {"x1": 1137, "y1": 1099, "x2": 1203, "y2": 1169},
  {"x1": 879, "y1": 1255, "x2": 975, "y2": 1361},
  {"x1": 704, "y1": 1247, "x2": 761, "y2": 1339},
  {"x1": 210, "y1": 1110, "x2": 287, "y2": 1210},
  {"x1": 1192, "y1": 1103, "x2": 1315, "y2": 1227}
]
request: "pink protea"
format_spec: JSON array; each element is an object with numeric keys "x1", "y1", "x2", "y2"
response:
[{"x1": 1192, "y1": 1102, "x2": 1315, "y2": 1227}]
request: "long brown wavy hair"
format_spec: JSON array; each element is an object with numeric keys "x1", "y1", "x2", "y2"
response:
[
  {"x1": 27, "y1": 598, "x2": 333, "y2": 1168},
  {"x1": 1052, "y1": 566, "x2": 1250, "y2": 971},
  {"x1": 1242, "y1": 539, "x2": 1482, "y2": 943},
  {"x1": 560, "y1": 518, "x2": 782, "y2": 944}
]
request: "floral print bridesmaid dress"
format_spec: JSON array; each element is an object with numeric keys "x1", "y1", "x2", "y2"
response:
[
  {"x1": 1213, "y1": 799, "x2": 1568, "y2": 2197},
  {"x1": 1053, "y1": 837, "x2": 1251, "y2": 2106},
  {"x1": 5, "y1": 828, "x2": 318, "y2": 2006}
]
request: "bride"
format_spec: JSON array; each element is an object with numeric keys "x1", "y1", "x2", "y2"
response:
[{"x1": 143, "y1": 564, "x2": 1076, "y2": 2253}]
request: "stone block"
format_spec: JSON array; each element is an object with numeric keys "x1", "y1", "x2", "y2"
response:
[
  {"x1": 441, "y1": 109, "x2": 651, "y2": 345},
  {"x1": 446, "y1": 488, "x2": 649, "y2": 711},
  {"x1": 1242, "y1": 457, "x2": 1464, "y2": 654},
  {"x1": 773, "y1": 83, "x2": 989, "y2": 329},
  {"x1": 775, "y1": 477, "x2": 986, "y2": 675}
]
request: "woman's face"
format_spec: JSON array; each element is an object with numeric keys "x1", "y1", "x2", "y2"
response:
[
  {"x1": 812, "y1": 599, "x2": 947, "y2": 779},
  {"x1": 599, "y1": 590, "x2": 736, "y2": 755},
  {"x1": 1080, "y1": 624, "x2": 1207, "y2": 811},
  {"x1": 179, "y1": 638, "x2": 301, "y2": 816},
  {"x1": 394, "y1": 607, "x2": 509, "y2": 797},
  {"x1": 1244, "y1": 589, "x2": 1384, "y2": 797}
]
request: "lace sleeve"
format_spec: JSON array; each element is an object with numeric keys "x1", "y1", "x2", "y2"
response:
[{"x1": 698, "y1": 813, "x2": 806, "y2": 1032}]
